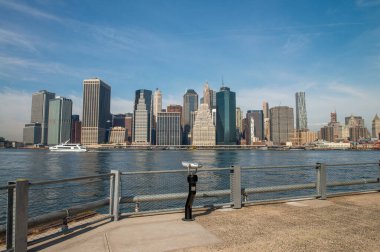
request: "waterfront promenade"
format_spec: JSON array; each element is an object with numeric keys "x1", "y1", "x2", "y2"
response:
[{"x1": 28, "y1": 192, "x2": 380, "y2": 252}]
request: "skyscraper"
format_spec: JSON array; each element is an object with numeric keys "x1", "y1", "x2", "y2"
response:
[
  {"x1": 156, "y1": 112, "x2": 181, "y2": 145},
  {"x1": 262, "y1": 101, "x2": 269, "y2": 119},
  {"x1": 153, "y1": 88, "x2": 162, "y2": 123},
  {"x1": 81, "y1": 78, "x2": 111, "y2": 145},
  {"x1": 23, "y1": 123, "x2": 42, "y2": 145},
  {"x1": 295, "y1": 92, "x2": 308, "y2": 130},
  {"x1": 236, "y1": 107, "x2": 243, "y2": 143},
  {"x1": 125, "y1": 113, "x2": 133, "y2": 143},
  {"x1": 216, "y1": 86, "x2": 236, "y2": 145},
  {"x1": 372, "y1": 114, "x2": 380, "y2": 138},
  {"x1": 262, "y1": 101, "x2": 270, "y2": 141},
  {"x1": 182, "y1": 89, "x2": 198, "y2": 144},
  {"x1": 192, "y1": 104, "x2": 215, "y2": 146},
  {"x1": 71, "y1": 115, "x2": 81, "y2": 143},
  {"x1": 112, "y1": 114, "x2": 126, "y2": 127},
  {"x1": 246, "y1": 110, "x2": 264, "y2": 145},
  {"x1": 202, "y1": 82, "x2": 211, "y2": 108},
  {"x1": 48, "y1": 97, "x2": 72, "y2": 145},
  {"x1": 133, "y1": 89, "x2": 153, "y2": 144},
  {"x1": 270, "y1": 106, "x2": 294, "y2": 145},
  {"x1": 320, "y1": 112, "x2": 342, "y2": 142},
  {"x1": 30, "y1": 90, "x2": 56, "y2": 145}
]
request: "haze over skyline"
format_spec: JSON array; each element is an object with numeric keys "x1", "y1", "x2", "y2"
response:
[{"x1": 1, "y1": 0, "x2": 380, "y2": 141}]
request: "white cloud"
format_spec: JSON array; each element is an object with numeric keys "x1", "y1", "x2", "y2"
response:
[
  {"x1": 0, "y1": 0, "x2": 62, "y2": 22},
  {"x1": 111, "y1": 97, "x2": 134, "y2": 114},
  {"x1": 0, "y1": 28, "x2": 37, "y2": 52},
  {"x1": 0, "y1": 88, "x2": 32, "y2": 141}
]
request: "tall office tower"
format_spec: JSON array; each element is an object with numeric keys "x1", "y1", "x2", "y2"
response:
[
  {"x1": 212, "y1": 109, "x2": 217, "y2": 126},
  {"x1": 262, "y1": 101, "x2": 270, "y2": 141},
  {"x1": 216, "y1": 86, "x2": 237, "y2": 145},
  {"x1": 23, "y1": 123, "x2": 42, "y2": 145},
  {"x1": 125, "y1": 113, "x2": 133, "y2": 143},
  {"x1": 345, "y1": 115, "x2": 369, "y2": 141},
  {"x1": 236, "y1": 107, "x2": 242, "y2": 143},
  {"x1": 71, "y1": 115, "x2": 81, "y2": 143},
  {"x1": 182, "y1": 89, "x2": 198, "y2": 144},
  {"x1": 246, "y1": 110, "x2": 264, "y2": 145},
  {"x1": 133, "y1": 89, "x2": 153, "y2": 144},
  {"x1": 81, "y1": 78, "x2": 111, "y2": 145},
  {"x1": 241, "y1": 118, "x2": 247, "y2": 140},
  {"x1": 156, "y1": 112, "x2": 181, "y2": 145},
  {"x1": 192, "y1": 104, "x2": 215, "y2": 146},
  {"x1": 153, "y1": 88, "x2": 162, "y2": 123},
  {"x1": 262, "y1": 101, "x2": 269, "y2": 119},
  {"x1": 133, "y1": 91, "x2": 150, "y2": 145},
  {"x1": 270, "y1": 106, "x2": 294, "y2": 145},
  {"x1": 372, "y1": 114, "x2": 380, "y2": 138},
  {"x1": 112, "y1": 114, "x2": 126, "y2": 127},
  {"x1": 295, "y1": 92, "x2": 308, "y2": 130},
  {"x1": 31, "y1": 90, "x2": 56, "y2": 145},
  {"x1": 48, "y1": 97, "x2": 72, "y2": 145},
  {"x1": 202, "y1": 82, "x2": 212, "y2": 108},
  {"x1": 211, "y1": 90, "x2": 217, "y2": 109}
]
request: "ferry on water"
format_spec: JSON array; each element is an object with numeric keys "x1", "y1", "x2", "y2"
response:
[{"x1": 49, "y1": 140, "x2": 87, "y2": 152}]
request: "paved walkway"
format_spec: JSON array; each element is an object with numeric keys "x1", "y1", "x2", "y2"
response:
[{"x1": 29, "y1": 192, "x2": 380, "y2": 252}]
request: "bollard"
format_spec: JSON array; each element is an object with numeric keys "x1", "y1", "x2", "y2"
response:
[
  {"x1": 181, "y1": 161, "x2": 202, "y2": 221},
  {"x1": 230, "y1": 166, "x2": 242, "y2": 209},
  {"x1": 316, "y1": 163, "x2": 327, "y2": 200}
]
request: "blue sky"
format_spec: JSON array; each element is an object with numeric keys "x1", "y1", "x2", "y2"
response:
[{"x1": 1, "y1": 0, "x2": 380, "y2": 141}]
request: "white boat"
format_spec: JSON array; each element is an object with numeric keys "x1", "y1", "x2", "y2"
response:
[{"x1": 49, "y1": 140, "x2": 87, "y2": 152}]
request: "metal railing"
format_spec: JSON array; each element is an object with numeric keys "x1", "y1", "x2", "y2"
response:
[{"x1": 1, "y1": 161, "x2": 379, "y2": 252}]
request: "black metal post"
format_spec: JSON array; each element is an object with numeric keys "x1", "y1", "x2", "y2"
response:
[{"x1": 183, "y1": 174, "x2": 198, "y2": 221}]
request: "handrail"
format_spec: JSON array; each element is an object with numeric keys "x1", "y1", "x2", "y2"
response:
[{"x1": 30, "y1": 173, "x2": 113, "y2": 186}]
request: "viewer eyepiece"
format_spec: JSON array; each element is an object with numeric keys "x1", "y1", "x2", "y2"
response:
[{"x1": 181, "y1": 161, "x2": 202, "y2": 169}]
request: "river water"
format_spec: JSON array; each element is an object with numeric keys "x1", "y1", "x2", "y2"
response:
[{"x1": 0, "y1": 149, "x2": 379, "y2": 227}]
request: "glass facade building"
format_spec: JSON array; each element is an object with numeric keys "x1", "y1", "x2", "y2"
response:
[
  {"x1": 48, "y1": 97, "x2": 72, "y2": 145},
  {"x1": 216, "y1": 87, "x2": 236, "y2": 145},
  {"x1": 182, "y1": 89, "x2": 198, "y2": 144},
  {"x1": 31, "y1": 90, "x2": 56, "y2": 145},
  {"x1": 295, "y1": 92, "x2": 308, "y2": 130}
]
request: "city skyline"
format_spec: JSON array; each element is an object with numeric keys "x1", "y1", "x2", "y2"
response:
[{"x1": 1, "y1": 1, "x2": 380, "y2": 141}]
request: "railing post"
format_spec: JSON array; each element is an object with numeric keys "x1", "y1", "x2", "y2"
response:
[
  {"x1": 13, "y1": 179, "x2": 29, "y2": 252},
  {"x1": 316, "y1": 163, "x2": 327, "y2": 200},
  {"x1": 6, "y1": 182, "x2": 15, "y2": 250},
  {"x1": 230, "y1": 166, "x2": 242, "y2": 209},
  {"x1": 109, "y1": 173, "x2": 115, "y2": 216},
  {"x1": 111, "y1": 170, "x2": 120, "y2": 221},
  {"x1": 378, "y1": 160, "x2": 380, "y2": 191}
]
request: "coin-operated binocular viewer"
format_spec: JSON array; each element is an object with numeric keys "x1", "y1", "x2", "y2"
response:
[{"x1": 182, "y1": 161, "x2": 202, "y2": 221}]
